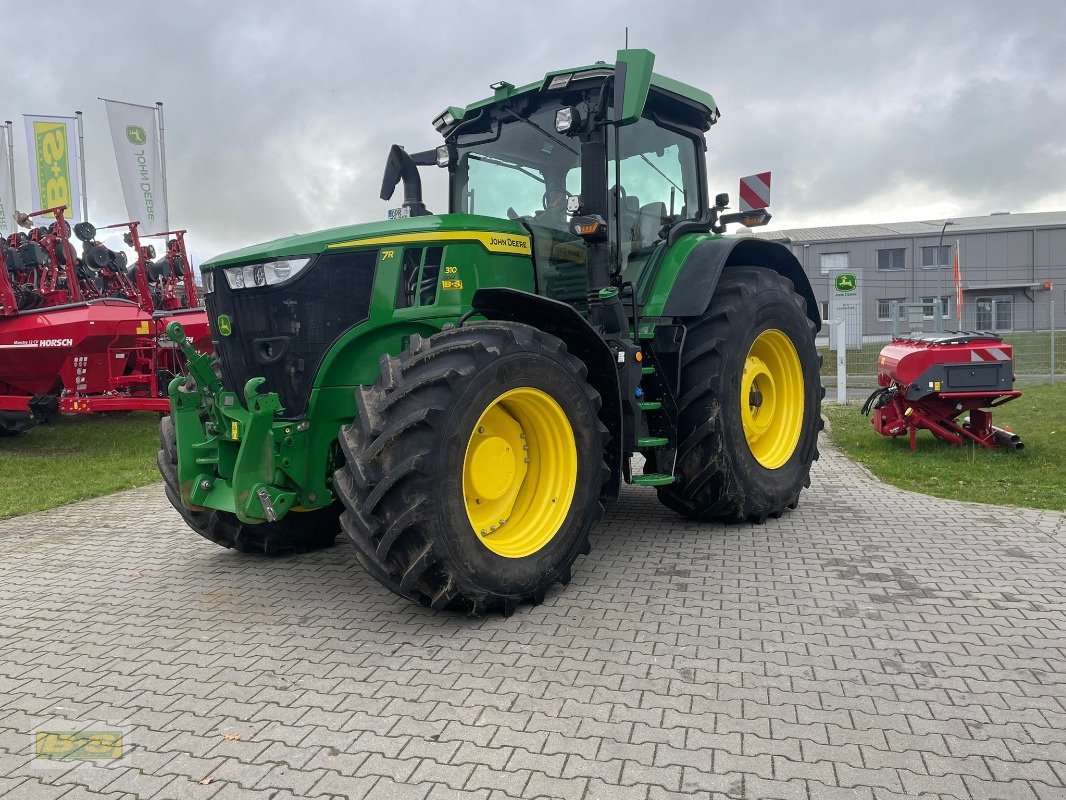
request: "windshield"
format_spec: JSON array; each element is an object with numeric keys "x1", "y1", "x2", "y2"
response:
[{"x1": 452, "y1": 103, "x2": 580, "y2": 231}]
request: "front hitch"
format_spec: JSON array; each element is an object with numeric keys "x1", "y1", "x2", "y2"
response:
[{"x1": 165, "y1": 322, "x2": 298, "y2": 524}]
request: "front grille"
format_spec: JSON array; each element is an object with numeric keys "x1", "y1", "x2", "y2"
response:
[{"x1": 206, "y1": 249, "x2": 378, "y2": 417}]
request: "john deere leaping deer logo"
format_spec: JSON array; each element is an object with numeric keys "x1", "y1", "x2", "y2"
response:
[
  {"x1": 126, "y1": 125, "x2": 147, "y2": 146},
  {"x1": 835, "y1": 273, "x2": 857, "y2": 293},
  {"x1": 217, "y1": 315, "x2": 232, "y2": 336}
]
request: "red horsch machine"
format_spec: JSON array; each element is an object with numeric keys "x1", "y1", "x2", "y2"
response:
[
  {"x1": 0, "y1": 205, "x2": 211, "y2": 436},
  {"x1": 862, "y1": 332, "x2": 1023, "y2": 451}
]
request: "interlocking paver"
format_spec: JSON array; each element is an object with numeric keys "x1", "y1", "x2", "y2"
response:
[{"x1": 1, "y1": 437, "x2": 1065, "y2": 798}]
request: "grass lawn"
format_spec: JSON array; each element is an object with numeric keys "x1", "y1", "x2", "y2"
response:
[
  {"x1": 825, "y1": 382, "x2": 1066, "y2": 511},
  {"x1": 0, "y1": 413, "x2": 162, "y2": 519}
]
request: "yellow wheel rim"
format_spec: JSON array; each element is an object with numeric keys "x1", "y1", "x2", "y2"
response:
[
  {"x1": 741, "y1": 328, "x2": 804, "y2": 469},
  {"x1": 463, "y1": 387, "x2": 577, "y2": 558}
]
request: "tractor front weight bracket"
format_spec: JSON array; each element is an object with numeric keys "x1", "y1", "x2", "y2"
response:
[{"x1": 166, "y1": 322, "x2": 302, "y2": 524}]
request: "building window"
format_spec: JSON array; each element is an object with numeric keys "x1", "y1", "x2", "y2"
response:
[
  {"x1": 920, "y1": 245, "x2": 951, "y2": 269},
  {"x1": 820, "y1": 252, "x2": 848, "y2": 275},
  {"x1": 820, "y1": 300, "x2": 829, "y2": 321},
  {"x1": 921, "y1": 296, "x2": 952, "y2": 320},
  {"x1": 877, "y1": 298, "x2": 906, "y2": 322},
  {"x1": 876, "y1": 248, "x2": 906, "y2": 271},
  {"x1": 976, "y1": 296, "x2": 1013, "y2": 331}
]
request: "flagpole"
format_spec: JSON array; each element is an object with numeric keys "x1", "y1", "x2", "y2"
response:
[
  {"x1": 75, "y1": 111, "x2": 88, "y2": 222},
  {"x1": 955, "y1": 238, "x2": 963, "y2": 326},
  {"x1": 155, "y1": 101, "x2": 169, "y2": 231},
  {"x1": 4, "y1": 121, "x2": 14, "y2": 213}
]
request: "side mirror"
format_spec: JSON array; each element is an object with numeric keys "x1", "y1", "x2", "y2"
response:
[{"x1": 714, "y1": 192, "x2": 730, "y2": 209}]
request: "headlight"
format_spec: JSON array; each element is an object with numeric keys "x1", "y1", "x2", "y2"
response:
[
  {"x1": 223, "y1": 257, "x2": 312, "y2": 289},
  {"x1": 556, "y1": 106, "x2": 581, "y2": 133},
  {"x1": 201, "y1": 270, "x2": 214, "y2": 294}
]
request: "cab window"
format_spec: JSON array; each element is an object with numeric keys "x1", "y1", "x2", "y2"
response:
[{"x1": 610, "y1": 117, "x2": 702, "y2": 282}]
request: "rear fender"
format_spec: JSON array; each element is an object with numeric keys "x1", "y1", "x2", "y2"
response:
[
  {"x1": 472, "y1": 287, "x2": 622, "y2": 501},
  {"x1": 653, "y1": 236, "x2": 820, "y2": 326}
]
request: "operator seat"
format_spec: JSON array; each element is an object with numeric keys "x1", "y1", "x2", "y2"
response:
[
  {"x1": 614, "y1": 192, "x2": 642, "y2": 269},
  {"x1": 637, "y1": 202, "x2": 668, "y2": 248}
]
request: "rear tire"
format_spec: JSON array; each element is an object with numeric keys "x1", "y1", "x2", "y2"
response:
[
  {"x1": 655, "y1": 266, "x2": 822, "y2": 522},
  {"x1": 157, "y1": 415, "x2": 341, "y2": 555},
  {"x1": 333, "y1": 321, "x2": 609, "y2": 616}
]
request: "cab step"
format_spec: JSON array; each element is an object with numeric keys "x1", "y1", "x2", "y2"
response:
[
  {"x1": 637, "y1": 436, "x2": 669, "y2": 448},
  {"x1": 638, "y1": 401, "x2": 662, "y2": 411},
  {"x1": 632, "y1": 473, "x2": 675, "y2": 486}
]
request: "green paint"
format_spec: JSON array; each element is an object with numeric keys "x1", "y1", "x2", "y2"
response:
[{"x1": 615, "y1": 49, "x2": 655, "y2": 125}]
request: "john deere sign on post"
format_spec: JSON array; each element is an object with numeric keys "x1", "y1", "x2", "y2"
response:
[{"x1": 829, "y1": 268, "x2": 863, "y2": 349}]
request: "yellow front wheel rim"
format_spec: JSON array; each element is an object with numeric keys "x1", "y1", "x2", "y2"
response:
[
  {"x1": 741, "y1": 328, "x2": 804, "y2": 469},
  {"x1": 463, "y1": 387, "x2": 577, "y2": 558}
]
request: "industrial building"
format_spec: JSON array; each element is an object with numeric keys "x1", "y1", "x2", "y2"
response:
[{"x1": 756, "y1": 210, "x2": 1064, "y2": 344}]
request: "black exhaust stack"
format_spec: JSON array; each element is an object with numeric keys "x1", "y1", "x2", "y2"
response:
[{"x1": 380, "y1": 145, "x2": 432, "y2": 216}]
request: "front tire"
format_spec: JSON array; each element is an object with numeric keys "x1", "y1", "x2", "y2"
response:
[
  {"x1": 655, "y1": 266, "x2": 822, "y2": 522},
  {"x1": 333, "y1": 321, "x2": 609, "y2": 616},
  {"x1": 157, "y1": 415, "x2": 341, "y2": 555}
]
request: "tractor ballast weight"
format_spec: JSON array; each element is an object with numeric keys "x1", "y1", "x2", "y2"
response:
[
  {"x1": 161, "y1": 49, "x2": 824, "y2": 614},
  {"x1": 862, "y1": 332, "x2": 1022, "y2": 450}
]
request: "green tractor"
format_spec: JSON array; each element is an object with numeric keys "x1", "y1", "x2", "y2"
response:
[{"x1": 161, "y1": 49, "x2": 822, "y2": 615}]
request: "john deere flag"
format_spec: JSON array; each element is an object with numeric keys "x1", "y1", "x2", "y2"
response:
[
  {"x1": 0, "y1": 126, "x2": 15, "y2": 235},
  {"x1": 23, "y1": 115, "x2": 81, "y2": 220},
  {"x1": 103, "y1": 100, "x2": 167, "y2": 233}
]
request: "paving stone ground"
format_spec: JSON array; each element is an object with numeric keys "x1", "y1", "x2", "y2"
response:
[{"x1": 1, "y1": 437, "x2": 1064, "y2": 800}]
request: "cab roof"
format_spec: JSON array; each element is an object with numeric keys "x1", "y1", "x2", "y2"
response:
[{"x1": 433, "y1": 51, "x2": 719, "y2": 134}]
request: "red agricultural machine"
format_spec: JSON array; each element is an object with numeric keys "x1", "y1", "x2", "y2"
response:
[
  {"x1": 0, "y1": 205, "x2": 210, "y2": 436},
  {"x1": 862, "y1": 332, "x2": 1023, "y2": 451}
]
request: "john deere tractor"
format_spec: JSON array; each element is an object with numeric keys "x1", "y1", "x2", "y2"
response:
[{"x1": 161, "y1": 49, "x2": 822, "y2": 615}]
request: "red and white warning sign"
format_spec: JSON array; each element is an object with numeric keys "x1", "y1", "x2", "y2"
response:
[{"x1": 739, "y1": 172, "x2": 771, "y2": 212}]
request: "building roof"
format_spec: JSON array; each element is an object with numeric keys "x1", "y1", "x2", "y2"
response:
[{"x1": 756, "y1": 210, "x2": 1066, "y2": 243}]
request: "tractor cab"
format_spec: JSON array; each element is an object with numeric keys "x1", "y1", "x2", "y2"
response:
[{"x1": 384, "y1": 51, "x2": 740, "y2": 314}]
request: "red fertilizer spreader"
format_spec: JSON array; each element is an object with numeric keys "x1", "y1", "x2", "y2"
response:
[
  {"x1": 862, "y1": 332, "x2": 1023, "y2": 451},
  {"x1": 0, "y1": 205, "x2": 211, "y2": 435}
]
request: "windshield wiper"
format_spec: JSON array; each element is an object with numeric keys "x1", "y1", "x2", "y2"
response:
[
  {"x1": 638, "y1": 154, "x2": 684, "y2": 195},
  {"x1": 467, "y1": 153, "x2": 546, "y2": 183},
  {"x1": 500, "y1": 107, "x2": 579, "y2": 156}
]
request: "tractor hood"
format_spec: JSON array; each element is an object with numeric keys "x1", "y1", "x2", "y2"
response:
[{"x1": 202, "y1": 214, "x2": 531, "y2": 269}]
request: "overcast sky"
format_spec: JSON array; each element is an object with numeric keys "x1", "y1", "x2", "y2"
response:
[{"x1": 3, "y1": 0, "x2": 1064, "y2": 264}]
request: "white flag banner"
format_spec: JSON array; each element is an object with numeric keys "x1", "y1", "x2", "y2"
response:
[
  {"x1": 23, "y1": 114, "x2": 81, "y2": 221},
  {"x1": 103, "y1": 100, "x2": 167, "y2": 233},
  {"x1": 0, "y1": 126, "x2": 15, "y2": 235}
]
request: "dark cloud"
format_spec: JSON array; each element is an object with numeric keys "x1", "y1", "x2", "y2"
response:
[{"x1": 2, "y1": 0, "x2": 1063, "y2": 263}]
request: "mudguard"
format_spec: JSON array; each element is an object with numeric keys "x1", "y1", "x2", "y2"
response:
[{"x1": 660, "y1": 237, "x2": 820, "y2": 326}]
